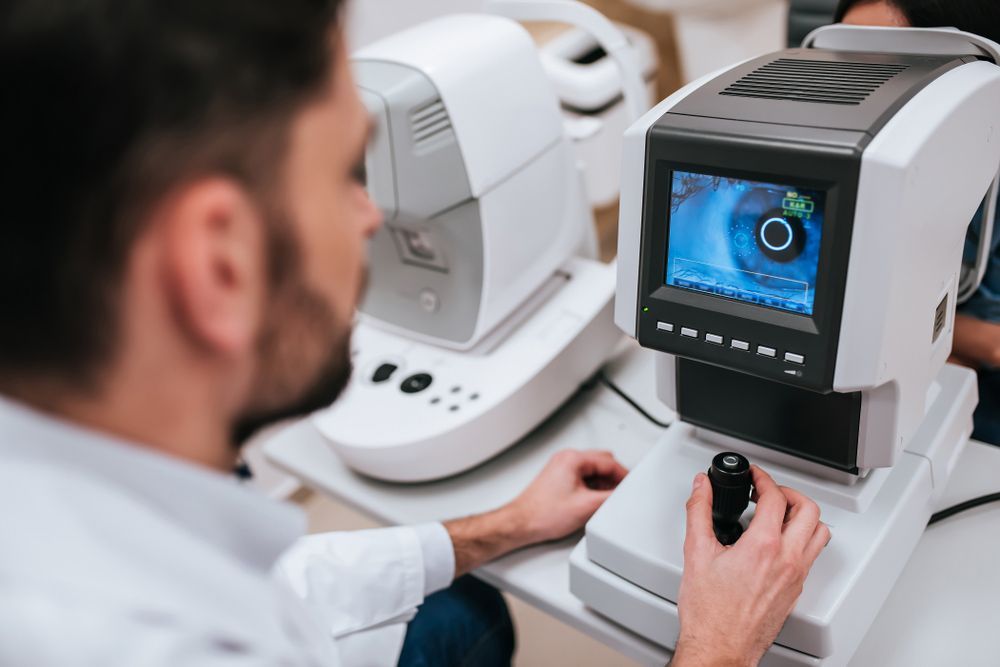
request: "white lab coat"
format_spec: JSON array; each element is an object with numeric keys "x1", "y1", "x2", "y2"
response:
[{"x1": 0, "y1": 396, "x2": 455, "y2": 666}]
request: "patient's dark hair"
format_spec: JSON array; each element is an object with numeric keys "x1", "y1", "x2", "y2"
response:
[
  {"x1": 0, "y1": 0, "x2": 344, "y2": 383},
  {"x1": 834, "y1": 0, "x2": 1000, "y2": 44}
]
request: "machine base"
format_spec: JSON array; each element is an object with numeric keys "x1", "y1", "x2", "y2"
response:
[
  {"x1": 568, "y1": 540, "x2": 821, "y2": 667},
  {"x1": 313, "y1": 257, "x2": 620, "y2": 482},
  {"x1": 569, "y1": 363, "x2": 976, "y2": 665}
]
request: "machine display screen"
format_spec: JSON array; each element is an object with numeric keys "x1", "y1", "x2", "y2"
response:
[{"x1": 665, "y1": 171, "x2": 826, "y2": 316}]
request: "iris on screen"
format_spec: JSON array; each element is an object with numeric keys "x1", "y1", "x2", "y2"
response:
[{"x1": 665, "y1": 171, "x2": 826, "y2": 316}]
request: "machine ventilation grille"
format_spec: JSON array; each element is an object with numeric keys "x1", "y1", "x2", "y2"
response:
[
  {"x1": 933, "y1": 294, "x2": 948, "y2": 343},
  {"x1": 410, "y1": 99, "x2": 453, "y2": 147},
  {"x1": 720, "y1": 58, "x2": 910, "y2": 106}
]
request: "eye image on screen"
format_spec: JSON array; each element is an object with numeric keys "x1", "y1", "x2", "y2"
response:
[{"x1": 665, "y1": 171, "x2": 826, "y2": 315}]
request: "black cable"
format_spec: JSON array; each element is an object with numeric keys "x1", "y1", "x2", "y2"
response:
[
  {"x1": 928, "y1": 491, "x2": 1000, "y2": 526},
  {"x1": 596, "y1": 372, "x2": 671, "y2": 429}
]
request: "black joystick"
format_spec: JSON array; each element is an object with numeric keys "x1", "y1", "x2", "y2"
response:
[{"x1": 708, "y1": 452, "x2": 752, "y2": 546}]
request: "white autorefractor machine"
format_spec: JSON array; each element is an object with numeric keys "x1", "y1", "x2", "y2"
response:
[
  {"x1": 313, "y1": 1, "x2": 649, "y2": 482},
  {"x1": 569, "y1": 26, "x2": 1000, "y2": 667}
]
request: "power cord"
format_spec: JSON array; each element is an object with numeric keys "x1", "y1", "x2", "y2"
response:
[
  {"x1": 596, "y1": 371, "x2": 671, "y2": 429},
  {"x1": 928, "y1": 491, "x2": 1000, "y2": 526}
]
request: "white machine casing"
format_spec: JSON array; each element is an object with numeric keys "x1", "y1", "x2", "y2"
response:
[
  {"x1": 353, "y1": 14, "x2": 588, "y2": 350},
  {"x1": 815, "y1": 26, "x2": 1000, "y2": 469},
  {"x1": 572, "y1": 26, "x2": 1000, "y2": 666},
  {"x1": 314, "y1": 4, "x2": 650, "y2": 482},
  {"x1": 316, "y1": 258, "x2": 617, "y2": 481}
]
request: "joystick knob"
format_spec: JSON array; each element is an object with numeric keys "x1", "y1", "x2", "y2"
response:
[{"x1": 708, "y1": 452, "x2": 752, "y2": 546}]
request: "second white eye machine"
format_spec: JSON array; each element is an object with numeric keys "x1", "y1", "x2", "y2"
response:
[{"x1": 570, "y1": 25, "x2": 1000, "y2": 666}]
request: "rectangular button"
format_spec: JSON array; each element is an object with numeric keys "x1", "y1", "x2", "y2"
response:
[
  {"x1": 656, "y1": 321, "x2": 674, "y2": 333},
  {"x1": 731, "y1": 339, "x2": 750, "y2": 351},
  {"x1": 681, "y1": 327, "x2": 698, "y2": 338},
  {"x1": 757, "y1": 345, "x2": 776, "y2": 358},
  {"x1": 705, "y1": 333, "x2": 723, "y2": 345},
  {"x1": 784, "y1": 352, "x2": 805, "y2": 365}
]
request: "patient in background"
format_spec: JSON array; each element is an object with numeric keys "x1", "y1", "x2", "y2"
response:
[{"x1": 835, "y1": 0, "x2": 1000, "y2": 445}]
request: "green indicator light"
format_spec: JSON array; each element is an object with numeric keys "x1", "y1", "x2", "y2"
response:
[{"x1": 643, "y1": 307, "x2": 649, "y2": 313}]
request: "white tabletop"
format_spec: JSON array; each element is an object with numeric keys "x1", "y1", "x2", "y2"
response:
[{"x1": 264, "y1": 343, "x2": 1000, "y2": 666}]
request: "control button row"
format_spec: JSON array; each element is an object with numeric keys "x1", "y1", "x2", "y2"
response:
[
  {"x1": 655, "y1": 320, "x2": 805, "y2": 366},
  {"x1": 753, "y1": 345, "x2": 806, "y2": 365},
  {"x1": 749, "y1": 345, "x2": 806, "y2": 366}
]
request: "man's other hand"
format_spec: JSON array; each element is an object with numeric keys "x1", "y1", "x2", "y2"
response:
[
  {"x1": 673, "y1": 466, "x2": 829, "y2": 667},
  {"x1": 445, "y1": 449, "x2": 627, "y2": 576},
  {"x1": 508, "y1": 449, "x2": 629, "y2": 544}
]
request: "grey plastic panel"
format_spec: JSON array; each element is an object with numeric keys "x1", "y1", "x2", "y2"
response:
[
  {"x1": 353, "y1": 60, "x2": 472, "y2": 222},
  {"x1": 360, "y1": 199, "x2": 483, "y2": 345},
  {"x1": 358, "y1": 88, "x2": 398, "y2": 221},
  {"x1": 671, "y1": 49, "x2": 969, "y2": 137}
]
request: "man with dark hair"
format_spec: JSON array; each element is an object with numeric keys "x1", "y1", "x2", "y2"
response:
[
  {"x1": 836, "y1": 0, "x2": 1000, "y2": 448},
  {"x1": 0, "y1": 1, "x2": 826, "y2": 665}
]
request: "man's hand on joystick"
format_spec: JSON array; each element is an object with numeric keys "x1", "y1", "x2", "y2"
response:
[{"x1": 672, "y1": 465, "x2": 830, "y2": 667}]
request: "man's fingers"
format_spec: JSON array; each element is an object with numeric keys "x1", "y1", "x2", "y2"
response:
[
  {"x1": 780, "y1": 485, "x2": 822, "y2": 551},
  {"x1": 576, "y1": 450, "x2": 629, "y2": 484},
  {"x1": 684, "y1": 473, "x2": 718, "y2": 559},
  {"x1": 746, "y1": 465, "x2": 788, "y2": 536},
  {"x1": 579, "y1": 488, "x2": 615, "y2": 515},
  {"x1": 804, "y1": 522, "x2": 831, "y2": 565}
]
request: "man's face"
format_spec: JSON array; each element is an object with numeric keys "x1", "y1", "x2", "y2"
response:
[{"x1": 233, "y1": 34, "x2": 381, "y2": 443}]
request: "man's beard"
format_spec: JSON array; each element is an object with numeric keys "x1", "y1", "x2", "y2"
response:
[
  {"x1": 230, "y1": 280, "x2": 354, "y2": 446},
  {"x1": 229, "y1": 213, "x2": 364, "y2": 447}
]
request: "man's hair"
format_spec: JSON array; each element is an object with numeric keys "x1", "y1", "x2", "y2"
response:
[
  {"x1": 0, "y1": 0, "x2": 344, "y2": 382},
  {"x1": 834, "y1": 0, "x2": 1000, "y2": 43}
]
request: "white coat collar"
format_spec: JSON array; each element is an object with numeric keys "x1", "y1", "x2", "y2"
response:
[{"x1": 0, "y1": 393, "x2": 306, "y2": 574}]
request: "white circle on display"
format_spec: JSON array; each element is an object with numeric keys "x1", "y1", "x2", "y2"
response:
[{"x1": 760, "y1": 217, "x2": 794, "y2": 252}]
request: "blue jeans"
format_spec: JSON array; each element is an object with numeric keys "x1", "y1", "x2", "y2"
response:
[
  {"x1": 398, "y1": 575, "x2": 515, "y2": 667},
  {"x1": 973, "y1": 368, "x2": 1000, "y2": 446}
]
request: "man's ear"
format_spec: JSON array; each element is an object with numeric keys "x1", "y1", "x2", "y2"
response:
[{"x1": 155, "y1": 178, "x2": 266, "y2": 358}]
